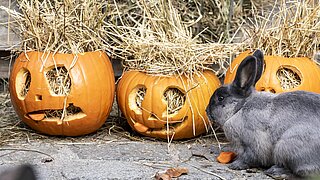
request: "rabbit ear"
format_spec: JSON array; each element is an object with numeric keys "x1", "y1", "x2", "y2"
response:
[
  {"x1": 252, "y1": 49, "x2": 264, "y2": 84},
  {"x1": 231, "y1": 55, "x2": 257, "y2": 96}
]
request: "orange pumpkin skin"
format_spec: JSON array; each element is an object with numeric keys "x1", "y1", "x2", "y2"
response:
[
  {"x1": 224, "y1": 51, "x2": 320, "y2": 93},
  {"x1": 117, "y1": 71, "x2": 221, "y2": 140},
  {"x1": 9, "y1": 51, "x2": 115, "y2": 136}
]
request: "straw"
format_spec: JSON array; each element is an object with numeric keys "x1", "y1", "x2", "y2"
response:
[
  {"x1": 104, "y1": 0, "x2": 247, "y2": 77},
  {"x1": 0, "y1": 0, "x2": 109, "y2": 54},
  {"x1": 242, "y1": 0, "x2": 320, "y2": 59}
]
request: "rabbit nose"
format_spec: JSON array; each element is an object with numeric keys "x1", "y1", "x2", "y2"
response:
[{"x1": 258, "y1": 87, "x2": 276, "y2": 93}]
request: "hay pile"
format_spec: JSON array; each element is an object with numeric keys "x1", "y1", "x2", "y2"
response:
[
  {"x1": 242, "y1": 0, "x2": 320, "y2": 59},
  {"x1": 172, "y1": 0, "x2": 275, "y2": 43},
  {"x1": 1, "y1": 0, "x2": 108, "y2": 54},
  {"x1": 105, "y1": 0, "x2": 247, "y2": 76}
]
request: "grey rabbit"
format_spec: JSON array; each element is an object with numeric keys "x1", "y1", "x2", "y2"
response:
[{"x1": 206, "y1": 50, "x2": 320, "y2": 179}]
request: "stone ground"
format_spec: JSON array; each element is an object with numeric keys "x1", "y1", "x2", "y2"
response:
[
  {"x1": 0, "y1": 93, "x2": 272, "y2": 180},
  {"x1": 0, "y1": 139, "x2": 273, "y2": 180}
]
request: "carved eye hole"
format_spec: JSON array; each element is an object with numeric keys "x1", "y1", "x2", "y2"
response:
[
  {"x1": 129, "y1": 86, "x2": 146, "y2": 114},
  {"x1": 135, "y1": 87, "x2": 146, "y2": 109},
  {"x1": 163, "y1": 88, "x2": 186, "y2": 115},
  {"x1": 276, "y1": 66, "x2": 302, "y2": 90},
  {"x1": 46, "y1": 66, "x2": 71, "y2": 96},
  {"x1": 16, "y1": 68, "x2": 31, "y2": 100}
]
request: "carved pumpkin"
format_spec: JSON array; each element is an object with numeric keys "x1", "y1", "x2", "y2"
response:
[
  {"x1": 9, "y1": 51, "x2": 115, "y2": 136},
  {"x1": 116, "y1": 71, "x2": 221, "y2": 140},
  {"x1": 224, "y1": 50, "x2": 320, "y2": 93}
]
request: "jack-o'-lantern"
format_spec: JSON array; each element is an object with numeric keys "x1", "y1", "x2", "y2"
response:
[
  {"x1": 9, "y1": 51, "x2": 115, "y2": 136},
  {"x1": 117, "y1": 70, "x2": 221, "y2": 140},
  {"x1": 224, "y1": 50, "x2": 320, "y2": 93}
]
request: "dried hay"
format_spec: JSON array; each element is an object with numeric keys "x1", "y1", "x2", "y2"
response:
[
  {"x1": 46, "y1": 66, "x2": 71, "y2": 96},
  {"x1": 163, "y1": 88, "x2": 185, "y2": 115},
  {"x1": 171, "y1": 0, "x2": 276, "y2": 43},
  {"x1": 105, "y1": 0, "x2": 247, "y2": 77},
  {"x1": 242, "y1": 0, "x2": 320, "y2": 59},
  {"x1": 0, "y1": 0, "x2": 108, "y2": 54},
  {"x1": 277, "y1": 67, "x2": 302, "y2": 90}
]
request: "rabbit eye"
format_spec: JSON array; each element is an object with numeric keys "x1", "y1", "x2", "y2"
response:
[{"x1": 218, "y1": 96, "x2": 224, "y2": 102}]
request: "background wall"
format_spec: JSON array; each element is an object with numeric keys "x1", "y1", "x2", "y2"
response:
[{"x1": 0, "y1": 0, "x2": 19, "y2": 50}]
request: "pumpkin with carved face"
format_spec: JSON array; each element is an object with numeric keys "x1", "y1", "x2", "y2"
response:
[
  {"x1": 9, "y1": 51, "x2": 115, "y2": 136},
  {"x1": 116, "y1": 71, "x2": 221, "y2": 140},
  {"x1": 224, "y1": 50, "x2": 320, "y2": 93}
]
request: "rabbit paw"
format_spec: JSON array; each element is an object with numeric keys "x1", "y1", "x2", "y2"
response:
[
  {"x1": 228, "y1": 160, "x2": 249, "y2": 170},
  {"x1": 264, "y1": 165, "x2": 290, "y2": 179}
]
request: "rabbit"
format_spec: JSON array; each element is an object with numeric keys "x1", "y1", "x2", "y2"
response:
[{"x1": 206, "y1": 49, "x2": 320, "y2": 179}]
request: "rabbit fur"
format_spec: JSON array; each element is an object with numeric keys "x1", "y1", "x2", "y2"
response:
[{"x1": 206, "y1": 50, "x2": 320, "y2": 178}]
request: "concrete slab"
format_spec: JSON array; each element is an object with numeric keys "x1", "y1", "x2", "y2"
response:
[{"x1": 0, "y1": 138, "x2": 272, "y2": 180}]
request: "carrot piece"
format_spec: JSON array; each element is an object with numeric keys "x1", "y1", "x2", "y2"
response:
[{"x1": 217, "y1": 151, "x2": 236, "y2": 164}]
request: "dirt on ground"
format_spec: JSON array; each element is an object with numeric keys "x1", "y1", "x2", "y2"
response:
[{"x1": 0, "y1": 93, "x2": 272, "y2": 180}]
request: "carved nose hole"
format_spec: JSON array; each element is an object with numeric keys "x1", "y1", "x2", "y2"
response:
[
  {"x1": 35, "y1": 94, "x2": 42, "y2": 101},
  {"x1": 258, "y1": 87, "x2": 275, "y2": 93},
  {"x1": 269, "y1": 89, "x2": 276, "y2": 93},
  {"x1": 148, "y1": 114, "x2": 158, "y2": 120},
  {"x1": 266, "y1": 88, "x2": 276, "y2": 93}
]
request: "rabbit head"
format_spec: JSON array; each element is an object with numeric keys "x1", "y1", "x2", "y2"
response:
[{"x1": 206, "y1": 50, "x2": 264, "y2": 126}]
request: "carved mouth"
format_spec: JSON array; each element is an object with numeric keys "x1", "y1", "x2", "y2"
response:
[
  {"x1": 26, "y1": 104, "x2": 86, "y2": 123},
  {"x1": 133, "y1": 116, "x2": 188, "y2": 133}
]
